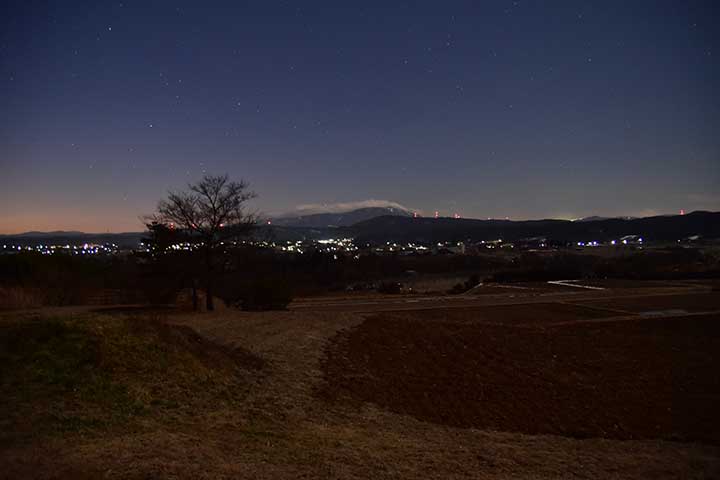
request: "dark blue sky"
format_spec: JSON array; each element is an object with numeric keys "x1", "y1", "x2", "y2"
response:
[{"x1": 1, "y1": 1, "x2": 718, "y2": 232}]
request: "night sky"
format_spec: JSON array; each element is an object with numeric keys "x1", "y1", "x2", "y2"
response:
[{"x1": 1, "y1": 1, "x2": 718, "y2": 233}]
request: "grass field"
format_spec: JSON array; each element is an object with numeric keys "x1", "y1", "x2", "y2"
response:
[{"x1": 1, "y1": 285, "x2": 719, "y2": 478}]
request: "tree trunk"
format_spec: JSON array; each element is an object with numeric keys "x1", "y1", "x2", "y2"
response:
[
  {"x1": 205, "y1": 246, "x2": 214, "y2": 311},
  {"x1": 191, "y1": 279, "x2": 198, "y2": 311},
  {"x1": 206, "y1": 280, "x2": 214, "y2": 311}
]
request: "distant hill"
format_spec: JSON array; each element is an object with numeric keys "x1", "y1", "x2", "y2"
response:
[
  {"x1": 346, "y1": 211, "x2": 720, "y2": 244},
  {"x1": 0, "y1": 231, "x2": 145, "y2": 248},
  {"x1": 1, "y1": 230, "x2": 87, "y2": 237},
  {"x1": 269, "y1": 206, "x2": 412, "y2": 228},
  {"x1": 576, "y1": 216, "x2": 637, "y2": 222},
  {"x1": 4, "y1": 211, "x2": 717, "y2": 248}
]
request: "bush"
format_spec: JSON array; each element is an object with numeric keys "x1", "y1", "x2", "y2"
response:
[
  {"x1": 217, "y1": 278, "x2": 293, "y2": 311},
  {"x1": 377, "y1": 282, "x2": 402, "y2": 294},
  {"x1": 489, "y1": 253, "x2": 595, "y2": 283},
  {"x1": 0, "y1": 286, "x2": 43, "y2": 310},
  {"x1": 42, "y1": 286, "x2": 91, "y2": 306},
  {"x1": 140, "y1": 280, "x2": 183, "y2": 305},
  {"x1": 447, "y1": 273, "x2": 481, "y2": 294}
]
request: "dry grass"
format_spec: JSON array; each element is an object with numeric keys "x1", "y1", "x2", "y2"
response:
[
  {"x1": 0, "y1": 312, "x2": 263, "y2": 470},
  {"x1": 1, "y1": 306, "x2": 719, "y2": 479},
  {"x1": 0, "y1": 286, "x2": 43, "y2": 310},
  {"x1": 403, "y1": 274, "x2": 470, "y2": 293}
]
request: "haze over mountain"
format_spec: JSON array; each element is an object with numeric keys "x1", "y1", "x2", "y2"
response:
[
  {"x1": 288, "y1": 200, "x2": 412, "y2": 215},
  {"x1": 270, "y1": 206, "x2": 412, "y2": 228}
]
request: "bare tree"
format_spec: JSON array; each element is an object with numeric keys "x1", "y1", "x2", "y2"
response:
[{"x1": 150, "y1": 174, "x2": 256, "y2": 310}]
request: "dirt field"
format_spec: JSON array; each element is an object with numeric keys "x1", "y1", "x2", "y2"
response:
[
  {"x1": 351, "y1": 302, "x2": 616, "y2": 326},
  {"x1": 576, "y1": 292, "x2": 720, "y2": 314},
  {"x1": 2, "y1": 284, "x2": 720, "y2": 479},
  {"x1": 322, "y1": 312, "x2": 720, "y2": 444}
]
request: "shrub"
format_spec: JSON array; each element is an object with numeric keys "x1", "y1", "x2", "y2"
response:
[
  {"x1": 377, "y1": 282, "x2": 402, "y2": 294},
  {"x1": 41, "y1": 286, "x2": 92, "y2": 306},
  {"x1": 0, "y1": 286, "x2": 43, "y2": 310},
  {"x1": 446, "y1": 273, "x2": 481, "y2": 294},
  {"x1": 489, "y1": 253, "x2": 594, "y2": 283},
  {"x1": 218, "y1": 278, "x2": 293, "y2": 311},
  {"x1": 140, "y1": 280, "x2": 182, "y2": 305}
]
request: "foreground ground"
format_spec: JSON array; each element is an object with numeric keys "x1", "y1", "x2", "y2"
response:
[{"x1": 1, "y1": 280, "x2": 719, "y2": 478}]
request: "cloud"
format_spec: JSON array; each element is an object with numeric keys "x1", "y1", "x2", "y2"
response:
[{"x1": 289, "y1": 199, "x2": 414, "y2": 215}]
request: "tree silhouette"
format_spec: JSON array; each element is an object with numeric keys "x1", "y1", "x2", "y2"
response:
[
  {"x1": 150, "y1": 174, "x2": 256, "y2": 310},
  {"x1": 142, "y1": 221, "x2": 199, "y2": 309}
]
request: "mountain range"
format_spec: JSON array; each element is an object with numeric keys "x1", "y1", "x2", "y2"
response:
[
  {"x1": 2, "y1": 210, "x2": 718, "y2": 247},
  {"x1": 346, "y1": 211, "x2": 720, "y2": 244}
]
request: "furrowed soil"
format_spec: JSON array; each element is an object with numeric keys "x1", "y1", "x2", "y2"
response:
[
  {"x1": 322, "y1": 311, "x2": 720, "y2": 444},
  {"x1": 576, "y1": 292, "x2": 720, "y2": 313}
]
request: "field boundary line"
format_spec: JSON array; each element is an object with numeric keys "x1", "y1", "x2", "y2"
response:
[{"x1": 541, "y1": 309, "x2": 720, "y2": 327}]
